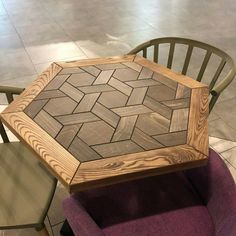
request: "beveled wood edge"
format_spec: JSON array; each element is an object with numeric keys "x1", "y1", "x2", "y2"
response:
[
  {"x1": 56, "y1": 55, "x2": 136, "y2": 68},
  {"x1": 0, "y1": 111, "x2": 80, "y2": 188},
  {"x1": 2, "y1": 63, "x2": 62, "y2": 114},
  {"x1": 69, "y1": 144, "x2": 208, "y2": 192},
  {"x1": 187, "y1": 87, "x2": 209, "y2": 155},
  {"x1": 134, "y1": 55, "x2": 208, "y2": 89}
]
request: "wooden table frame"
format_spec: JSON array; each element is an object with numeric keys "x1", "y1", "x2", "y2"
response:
[{"x1": 0, "y1": 55, "x2": 208, "y2": 193}]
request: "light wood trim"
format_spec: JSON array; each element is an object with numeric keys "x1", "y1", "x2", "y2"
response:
[
  {"x1": 2, "y1": 63, "x2": 62, "y2": 114},
  {"x1": 0, "y1": 112, "x2": 80, "y2": 188},
  {"x1": 187, "y1": 87, "x2": 209, "y2": 155},
  {"x1": 134, "y1": 55, "x2": 208, "y2": 89},
  {"x1": 56, "y1": 55, "x2": 136, "y2": 68},
  {"x1": 70, "y1": 144, "x2": 207, "y2": 192}
]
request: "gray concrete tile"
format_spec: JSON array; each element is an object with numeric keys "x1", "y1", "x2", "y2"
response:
[
  {"x1": 47, "y1": 183, "x2": 69, "y2": 226},
  {"x1": 52, "y1": 222, "x2": 64, "y2": 236},
  {"x1": 213, "y1": 97, "x2": 236, "y2": 130},
  {"x1": 209, "y1": 136, "x2": 236, "y2": 153},
  {"x1": 16, "y1": 23, "x2": 71, "y2": 46},
  {"x1": 209, "y1": 118, "x2": 236, "y2": 142},
  {"x1": 221, "y1": 146, "x2": 236, "y2": 169},
  {"x1": 224, "y1": 160, "x2": 236, "y2": 183},
  {"x1": 25, "y1": 41, "x2": 87, "y2": 64}
]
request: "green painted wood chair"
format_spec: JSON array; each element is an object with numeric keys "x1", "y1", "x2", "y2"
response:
[
  {"x1": 0, "y1": 86, "x2": 57, "y2": 235},
  {"x1": 128, "y1": 37, "x2": 236, "y2": 112}
]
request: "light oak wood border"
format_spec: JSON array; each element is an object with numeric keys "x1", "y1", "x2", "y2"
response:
[
  {"x1": 187, "y1": 87, "x2": 209, "y2": 155},
  {"x1": 2, "y1": 63, "x2": 62, "y2": 114},
  {"x1": 134, "y1": 56, "x2": 208, "y2": 89},
  {"x1": 0, "y1": 111, "x2": 80, "y2": 189},
  {"x1": 56, "y1": 55, "x2": 136, "y2": 68},
  {"x1": 70, "y1": 144, "x2": 207, "y2": 192}
]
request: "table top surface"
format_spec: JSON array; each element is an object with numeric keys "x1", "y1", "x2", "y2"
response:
[{"x1": 1, "y1": 55, "x2": 209, "y2": 192}]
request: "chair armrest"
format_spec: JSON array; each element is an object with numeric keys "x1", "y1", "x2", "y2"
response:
[
  {"x1": 185, "y1": 148, "x2": 236, "y2": 235},
  {"x1": 0, "y1": 86, "x2": 24, "y2": 94},
  {"x1": 211, "y1": 68, "x2": 236, "y2": 97},
  {"x1": 0, "y1": 86, "x2": 24, "y2": 103},
  {"x1": 62, "y1": 195, "x2": 105, "y2": 236}
]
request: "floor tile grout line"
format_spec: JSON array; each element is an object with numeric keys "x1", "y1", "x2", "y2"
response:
[{"x1": 46, "y1": 215, "x2": 55, "y2": 236}]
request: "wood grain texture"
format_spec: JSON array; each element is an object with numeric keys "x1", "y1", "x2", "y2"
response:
[
  {"x1": 108, "y1": 77, "x2": 132, "y2": 96},
  {"x1": 56, "y1": 112, "x2": 100, "y2": 125},
  {"x1": 56, "y1": 124, "x2": 82, "y2": 148},
  {"x1": 169, "y1": 108, "x2": 189, "y2": 132},
  {"x1": 147, "y1": 85, "x2": 176, "y2": 102},
  {"x1": 2, "y1": 63, "x2": 62, "y2": 114},
  {"x1": 24, "y1": 99, "x2": 48, "y2": 118},
  {"x1": 67, "y1": 72, "x2": 95, "y2": 87},
  {"x1": 44, "y1": 74, "x2": 70, "y2": 90},
  {"x1": 122, "y1": 62, "x2": 142, "y2": 72},
  {"x1": 153, "y1": 72, "x2": 178, "y2": 90},
  {"x1": 93, "y1": 70, "x2": 114, "y2": 85},
  {"x1": 113, "y1": 68, "x2": 139, "y2": 81},
  {"x1": 34, "y1": 110, "x2": 62, "y2": 138},
  {"x1": 57, "y1": 55, "x2": 135, "y2": 68},
  {"x1": 60, "y1": 82, "x2": 84, "y2": 102},
  {"x1": 78, "y1": 84, "x2": 115, "y2": 94},
  {"x1": 126, "y1": 79, "x2": 160, "y2": 88},
  {"x1": 69, "y1": 137, "x2": 101, "y2": 162},
  {"x1": 143, "y1": 96, "x2": 172, "y2": 119},
  {"x1": 187, "y1": 87, "x2": 209, "y2": 155},
  {"x1": 74, "y1": 93, "x2": 100, "y2": 113},
  {"x1": 98, "y1": 90, "x2": 128, "y2": 108},
  {"x1": 112, "y1": 105, "x2": 152, "y2": 117},
  {"x1": 161, "y1": 98, "x2": 190, "y2": 109},
  {"x1": 134, "y1": 56, "x2": 208, "y2": 89},
  {"x1": 132, "y1": 128, "x2": 164, "y2": 150},
  {"x1": 78, "y1": 120, "x2": 114, "y2": 145},
  {"x1": 175, "y1": 83, "x2": 191, "y2": 98},
  {"x1": 92, "y1": 103, "x2": 119, "y2": 128},
  {"x1": 154, "y1": 131, "x2": 187, "y2": 146},
  {"x1": 80, "y1": 65, "x2": 101, "y2": 76},
  {"x1": 0, "y1": 112, "x2": 80, "y2": 187},
  {"x1": 112, "y1": 115, "x2": 137, "y2": 141},
  {"x1": 127, "y1": 87, "x2": 147, "y2": 105},
  {"x1": 136, "y1": 112, "x2": 170, "y2": 135},
  {"x1": 70, "y1": 144, "x2": 207, "y2": 192},
  {"x1": 92, "y1": 140, "x2": 143, "y2": 158},
  {"x1": 138, "y1": 67, "x2": 153, "y2": 79},
  {"x1": 58, "y1": 67, "x2": 84, "y2": 75}
]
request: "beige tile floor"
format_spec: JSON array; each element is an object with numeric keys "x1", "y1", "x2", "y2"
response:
[{"x1": 0, "y1": 0, "x2": 236, "y2": 235}]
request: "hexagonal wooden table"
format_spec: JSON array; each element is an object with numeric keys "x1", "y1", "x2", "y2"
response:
[{"x1": 1, "y1": 55, "x2": 209, "y2": 193}]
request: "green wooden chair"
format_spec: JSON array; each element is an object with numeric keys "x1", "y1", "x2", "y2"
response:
[
  {"x1": 128, "y1": 37, "x2": 236, "y2": 112},
  {"x1": 0, "y1": 86, "x2": 57, "y2": 235}
]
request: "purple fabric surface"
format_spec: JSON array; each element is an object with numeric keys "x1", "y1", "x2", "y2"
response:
[
  {"x1": 62, "y1": 198, "x2": 104, "y2": 236},
  {"x1": 66, "y1": 172, "x2": 214, "y2": 236},
  {"x1": 103, "y1": 206, "x2": 213, "y2": 236},
  {"x1": 63, "y1": 148, "x2": 236, "y2": 236},
  {"x1": 185, "y1": 148, "x2": 236, "y2": 236},
  {"x1": 75, "y1": 172, "x2": 203, "y2": 228}
]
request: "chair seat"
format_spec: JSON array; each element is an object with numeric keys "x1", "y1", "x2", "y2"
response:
[
  {"x1": 103, "y1": 206, "x2": 213, "y2": 236},
  {"x1": 68, "y1": 171, "x2": 215, "y2": 236},
  {"x1": 0, "y1": 142, "x2": 55, "y2": 228}
]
